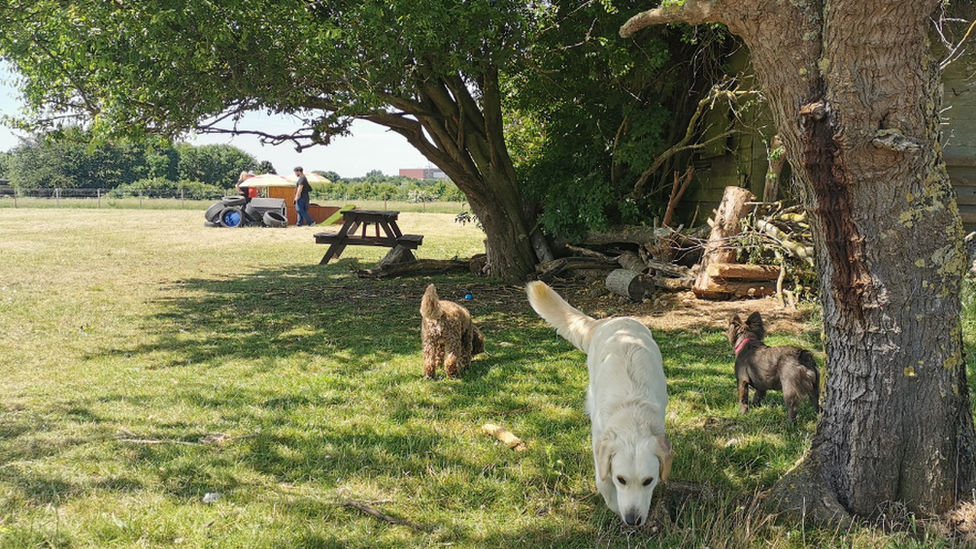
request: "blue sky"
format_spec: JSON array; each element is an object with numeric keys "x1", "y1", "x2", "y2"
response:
[{"x1": 0, "y1": 65, "x2": 430, "y2": 179}]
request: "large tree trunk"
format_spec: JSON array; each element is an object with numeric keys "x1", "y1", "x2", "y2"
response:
[
  {"x1": 379, "y1": 64, "x2": 540, "y2": 283},
  {"x1": 622, "y1": 0, "x2": 976, "y2": 520}
]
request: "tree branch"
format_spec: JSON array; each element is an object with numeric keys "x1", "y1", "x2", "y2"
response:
[
  {"x1": 620, "y1": 0, "x2": 726, "y2": 38},
  {"x1": 630, "y1": 82, "x2": 758, "y2": 199}
]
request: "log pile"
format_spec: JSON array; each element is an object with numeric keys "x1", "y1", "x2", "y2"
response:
[
  {"x1": 535, "y1": 227, "x2": 699, "y2": 302},
  {"x1": 536, "y1": 185, "x2": 816, "y2": 304},
  {"x1": 352, "y1": 186, "x2": 816, "y2": 306}
]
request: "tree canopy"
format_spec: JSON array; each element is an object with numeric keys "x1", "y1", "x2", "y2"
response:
[{"x1": 0, "y1": 0, "x2": 736, "y2": 281}]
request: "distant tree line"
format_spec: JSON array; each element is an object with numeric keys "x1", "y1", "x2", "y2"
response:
[
  {"x1": 0, "y1": 127, "x2": 464, "y2": 202},
  {"x1": 0, "y1": 127, "x2": 255, "y2": 199},
  {"x1": 318, "y1": 170, "x2": 465, "y2": 203}
]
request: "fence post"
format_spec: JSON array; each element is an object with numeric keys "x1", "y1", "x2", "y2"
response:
[{"x1": 56, "y1": 188, "x2": 61, "y2": 208}]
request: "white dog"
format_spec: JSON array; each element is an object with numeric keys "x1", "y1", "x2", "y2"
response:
[{"x1": 526, "y1": 281, "x2": 672, "y2": 527}]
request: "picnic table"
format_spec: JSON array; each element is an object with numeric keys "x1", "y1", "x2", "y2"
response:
[{"x1": 314, "y1": 209, "x2": 424, "y2": 265}]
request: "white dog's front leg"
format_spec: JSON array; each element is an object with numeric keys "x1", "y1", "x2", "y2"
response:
[{"x1": 595, "y1": 474, "x2": 619, "y2": 515}]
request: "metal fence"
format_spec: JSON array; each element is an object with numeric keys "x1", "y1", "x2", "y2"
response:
[{"x1": 0, "y1": 187, "x2": 225, "y2": 208}]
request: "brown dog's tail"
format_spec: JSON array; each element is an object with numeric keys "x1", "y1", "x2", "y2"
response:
[
  {"x1": 798, "y1": 349, "x2": 820, "y2": 409},
  {"x1": 471, "y1": 325, "x2": 485, "y2": 355},
  {"x1": 525, "y1": 281, "x2": 597, "y2": 353},
  {"x1": 421, "y1": 284, "x2": 442, "y2": 320}
]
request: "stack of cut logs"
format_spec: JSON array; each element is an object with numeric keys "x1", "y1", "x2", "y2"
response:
[{"x1": 535, "y1": 186, "x2": 815, "y2": 303}]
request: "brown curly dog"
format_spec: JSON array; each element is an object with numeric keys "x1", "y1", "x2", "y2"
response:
[{"x1": 420, "y1": 284, "x2": 484, "y2": 379}]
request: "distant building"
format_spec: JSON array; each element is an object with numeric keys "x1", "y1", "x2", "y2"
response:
[{"x1": 399, "y1": 167, "x2": 448, "y2": 180}]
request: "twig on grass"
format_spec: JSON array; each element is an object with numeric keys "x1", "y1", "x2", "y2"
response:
[
  {"x1": 117, "y1": 429, "x2": 256, "y2": 447},
  {"x1": 339, "y1": 499, "x2": 433, "y2": 531},
  {"x1": 118, "y1": 438, "x2": 199, "y2": 446}
]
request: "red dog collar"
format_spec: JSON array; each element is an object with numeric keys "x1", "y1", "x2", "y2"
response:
[{"x1": 734, "y1": 338, "x2": 755, "y2": 355}]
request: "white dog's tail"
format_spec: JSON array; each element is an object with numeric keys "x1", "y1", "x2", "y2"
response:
[{"x1": 525, "y1": 281, "x2": 597, "y2": 352}]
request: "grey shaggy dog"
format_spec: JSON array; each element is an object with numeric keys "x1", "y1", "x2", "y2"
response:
[
  {"x1": 420, "y1": 284, "x2": 484, "y2": 379},
  {"x1": 728, "y1": 311, "x2": 820, "y2": 423}
]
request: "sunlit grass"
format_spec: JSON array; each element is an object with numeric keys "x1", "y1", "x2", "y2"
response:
[{"x1": 0, "y1": 208, "x2": 972, "y2": 548}]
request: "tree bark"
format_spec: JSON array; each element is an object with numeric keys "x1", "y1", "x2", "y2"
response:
[{"x1": 623, "y1": 0, "x2": 976, "y2": 519}]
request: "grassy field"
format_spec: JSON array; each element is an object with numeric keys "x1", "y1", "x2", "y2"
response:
[
  {"x1": 0, "y1": 208, "x2": 971, "y2": 548},
  {"x1": 0, "y1": 196, "x2": 471, "y2": 214}
]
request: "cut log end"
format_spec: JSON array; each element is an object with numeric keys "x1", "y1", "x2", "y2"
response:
[{"x1": 606, "y1": 269, "x2": 656, "y2": 302}]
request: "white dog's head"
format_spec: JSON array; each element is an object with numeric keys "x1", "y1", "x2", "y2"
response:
[{"x1": 596, "y1": 431, "x2": 673, "y2": 527}]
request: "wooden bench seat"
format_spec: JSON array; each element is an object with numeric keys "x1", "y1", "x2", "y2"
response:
[
  {"x1": 313, "y1": 231, "x2": 341, "y2": 244},
  {"x1": 315, "y1": 210, "x2": 424, "y2": 264},
  {"x1": 315, "y1": 232, "x2": 424, "y2": 248},
  {"x1": 396, "y1": 234, "x2": 424, "y2": 249}
]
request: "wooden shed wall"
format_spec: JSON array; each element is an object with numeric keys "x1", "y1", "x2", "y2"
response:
[
  {"x1": 677, "y1": 102, "x2": 771, "y2": 226},
  {"x1": 942, "y1": 54, "x2": 976, "y2": 233}
]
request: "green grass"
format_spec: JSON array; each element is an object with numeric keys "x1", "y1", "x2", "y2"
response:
[{"x1": 0, "y1": 208, "x2": 971, "y2": 548}]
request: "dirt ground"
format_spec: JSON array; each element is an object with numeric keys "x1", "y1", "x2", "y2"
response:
[{"x1": 466, "y1": 281, "x2": 818, "y2": 336}]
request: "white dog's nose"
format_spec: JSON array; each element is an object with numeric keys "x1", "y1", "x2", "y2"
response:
[{"x1": 623, "y1": 511, "x2": 643, "y2": 527}]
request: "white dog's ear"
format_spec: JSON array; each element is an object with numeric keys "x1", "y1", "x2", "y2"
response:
[
  {"x1": 655, "y1": 436, "x2": 673, "y2": 483},
  {"x1": 596, "y1": 434, "x2": 616, "y2": 481}
]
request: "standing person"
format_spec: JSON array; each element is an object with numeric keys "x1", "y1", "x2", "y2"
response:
[{"x1": 293, "y1": 166, "x2": 315, "y2": 227}]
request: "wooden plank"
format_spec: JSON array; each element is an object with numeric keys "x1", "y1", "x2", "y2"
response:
[
  {"x1": 705, "y1": 262, "x2": 781, "y2": 281},
  {"x1": 313, "y1": 232, "x2": 341, "y2": 244},
  {"x1": 960, "y1": 210, "x2": 976, "y2": 225},
  {"x1": 342, "y1": 236, "x2": 397, "y2": 247},
  {"x1": 695, "y1": 278, "x2": 778, "y2": 300}
]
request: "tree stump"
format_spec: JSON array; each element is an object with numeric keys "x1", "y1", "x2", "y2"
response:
[
  {"x1": 693, "y1": 186, "x2": 756, "y2": 300},
  {"x1": 376, "y1": 245, "x2": 416, "y2": 269}
]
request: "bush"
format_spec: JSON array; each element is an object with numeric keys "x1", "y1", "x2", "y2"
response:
[{"x1": 109, "y1": 178, "x2": 225, "y2": 200}]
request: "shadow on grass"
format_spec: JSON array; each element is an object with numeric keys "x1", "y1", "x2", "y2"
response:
[{"x1": 1, "y1": 263, "x2": 828, "y2": 547}]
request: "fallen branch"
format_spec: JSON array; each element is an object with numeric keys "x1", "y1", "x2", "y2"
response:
[
  {"x1": 652, "y1": 275, "x2": 694, "y2": 291},
  {"x1": 646, "y1": 258, "x2": 695, "y2": 279},
  {"x1": 755, "y1": 219, "x2": 814, "y2": 267},
  {"x1": 617, "y1": 251, "x2": 648, "y2": 273},
  {"x1": 536, "y1": 256, "x2": 617, "y2": 281},
  {"x1": 565, "y1": 244, "x2": 613, "y2": 260},
  {"x1": 357, "y1": 259, "x2": 472, "y2": 278},
  {"x1": 662, "y1": 167, "x2": 695, "y2": 228}
]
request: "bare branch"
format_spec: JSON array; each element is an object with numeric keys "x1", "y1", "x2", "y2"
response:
[{"x1": 630, "y1": 81, "x2": 759, "y2": 199}]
